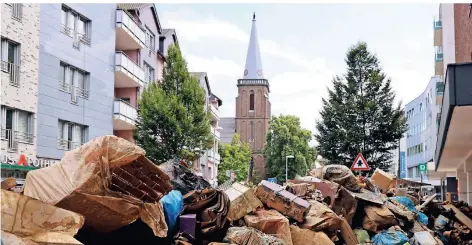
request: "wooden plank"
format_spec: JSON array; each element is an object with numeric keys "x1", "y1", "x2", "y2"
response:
[
  {"x1": 340, "y1": 218, "x2": 359, "y2": 245},
  {"x1": 444, "y1": 204, "x2": 472, "y2": 230}
]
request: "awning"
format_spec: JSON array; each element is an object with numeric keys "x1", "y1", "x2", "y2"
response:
[
  {"x1": 435, "y1": 62, "x2": 472, "y2": 172},
  {"x1": 1, "y1": 164, "x2": 37, "y2": 171}
]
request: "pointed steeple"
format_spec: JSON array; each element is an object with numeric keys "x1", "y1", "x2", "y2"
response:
[{"x1": 243, "y1": 12, "x2": 264, "y2": 80}]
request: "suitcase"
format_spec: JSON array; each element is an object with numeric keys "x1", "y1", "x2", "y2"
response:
[
  {"x1": 254, "y1": 180, "x2": 311, "y2": 223},
  {"x1": 179, "y1": 214, "x2": 197, "y2": 237}
]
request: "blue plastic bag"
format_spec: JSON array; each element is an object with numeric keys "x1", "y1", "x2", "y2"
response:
[
  {"x1": 372, "y1": 229, "x2": 409, "y2": 245},
  {"x1": 389, "y1": 196, "x2": 428, "y2": 225},
  {"x1": 160, "y1": 190, "x2": 183, "y2": 235}
]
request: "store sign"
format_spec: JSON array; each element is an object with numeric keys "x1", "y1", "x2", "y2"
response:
[
  {"x1": 1, "y1": 154, "x2": 59, "y2": 168},
  {"x1": 399, "y1": 151, "x2": 406, "y2": 179}
]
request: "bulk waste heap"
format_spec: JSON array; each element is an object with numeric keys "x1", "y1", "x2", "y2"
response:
[{"x1": 1, "y1": 135, "x2": 471, "y2": 245}]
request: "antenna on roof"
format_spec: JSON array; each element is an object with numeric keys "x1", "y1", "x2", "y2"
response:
[{"x1": 253, "y1": 12, "x2": 256, "y2": 20}]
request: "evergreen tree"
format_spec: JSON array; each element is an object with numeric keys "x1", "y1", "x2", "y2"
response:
[
  {"x1": 217, "y1": 133, "x2": 252, "y2": 184},
  {"x1": 315, "y1": 42, "x2": 406, "y2": 173},
  {"x1": 263, "y1": 115, "x2": 317, "y2": 183},
  {"x1": 134, "y1": 44, "x2": 213, "y2": 164}
]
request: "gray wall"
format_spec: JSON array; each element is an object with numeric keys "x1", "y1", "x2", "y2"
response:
[{"x1": 37, "y1": 4, "x2": 116, "y2": 159}]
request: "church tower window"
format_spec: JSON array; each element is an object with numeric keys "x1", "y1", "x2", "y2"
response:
[
  {"x1": 249, "y1": 90, "x2": 254, "y2": 111},
  {"x1": 250, "y1": 121, "x2": 254, "y2": 141}
]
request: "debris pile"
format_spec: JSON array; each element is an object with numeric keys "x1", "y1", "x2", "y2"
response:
[{"x1": 1, "y1": 135, "x2": 471, "y2": 245}]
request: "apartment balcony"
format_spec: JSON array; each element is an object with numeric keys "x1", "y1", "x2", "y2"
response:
[
  {"x1": 209, "y1": 104, "x2": 220, "y2": 121},
  {"x1": 115, "y1": 52, "x2": 145, "y2": 88},
  {"x1": 210, "y1": 126, "x2": 220, "y2": 139},
  {"x1": 113, "y1": 99, "x2": 137, "y2": 130},
  {"x1": 115, "y1": 9, "x2": 145, "y2": 50}
]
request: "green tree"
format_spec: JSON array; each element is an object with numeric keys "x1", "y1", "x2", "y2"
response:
[
  {"x1": 315, "y1": 41, "x2": 407, "y2": 174},
  {"x1": 134, "y1": 44, "x2": 213, "y2": 164},
  {"x1": 217, "y1": 133, "x2": 252, "y2": 184},
  {"x1": 263, "y1": 115, "x2": 317, "y2": 183}
]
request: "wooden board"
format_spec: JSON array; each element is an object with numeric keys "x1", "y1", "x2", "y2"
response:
[
  {"x1": 444, "y1": 204, "x2": 472, "y2": 230},
  {"x1": 340, "y1": 218, "x2": 359, "y2": 245}
]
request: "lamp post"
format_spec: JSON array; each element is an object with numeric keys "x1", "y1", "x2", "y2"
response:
[{"x1": 285, "y1": 155, "x2": 294, "y2": 183}]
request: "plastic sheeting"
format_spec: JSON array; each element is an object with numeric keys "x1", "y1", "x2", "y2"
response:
[
  {"x1": 372, "y1": 227, "x2": 409, "y2": 245},
  {"x1": 22, "y1": 135, "x2": 172, "y2": 236},
  {"x1": 161, "y1": 190, "x2": 184, "y2": 235},
  {"x1": 389, "y1": 196, "x2": 429, "y2": 225}
]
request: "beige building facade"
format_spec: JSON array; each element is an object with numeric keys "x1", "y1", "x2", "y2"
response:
[{"x1": 1, "y1": 3, "x2": 41, "y2": 184}]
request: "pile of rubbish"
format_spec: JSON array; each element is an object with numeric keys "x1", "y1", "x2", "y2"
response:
[{"x1": 2, "y1": 135, "x2": 472, "y2": 245}]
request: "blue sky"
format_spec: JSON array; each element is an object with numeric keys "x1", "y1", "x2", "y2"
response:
[{"x1": 157, "y1": 4, "x2": 438, "y2": 134}]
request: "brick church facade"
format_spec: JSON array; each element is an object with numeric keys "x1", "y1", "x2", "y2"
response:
[{"x1": 220, "y1": 13, "x2": 271, "y2": 181}]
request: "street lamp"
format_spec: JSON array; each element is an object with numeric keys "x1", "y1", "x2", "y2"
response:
[{"x1": 286, "y1": 155, "x2": 295, "y2": 183}]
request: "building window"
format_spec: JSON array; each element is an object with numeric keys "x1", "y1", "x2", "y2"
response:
[
  {"x1": 408, "y1": 167, "x2": 414, "y2": 178},
  {"x1": 61, "y1": 5, "x2": 91, "y2": 47},
  {"x1": 11, "y1": 3, "x2": 22, "y2": 21},
  {"x1": 59, "y1": 63, "x2": 89, "y2": 103},
  {"x1": 1, "y1": 106, "x2": 34, "y2": 152},
  {"x1": 1, "y1": 37, "x2": 20, "y2": 86},
  {"x1": 143, "y1": 62, "x2": 154, "y2": 84},
  {"x1": 57, "y1": 120, "x2": 88, "y2": 151},
  {"x1": 250, "y1": 121, "x2": 254, "y2": 142},
  {"x1": 249, "y1": 90, "x2": 254, "y2": 111},
  {"x1": 145, "y1": 27, "x2": 155, "y2": 54}
]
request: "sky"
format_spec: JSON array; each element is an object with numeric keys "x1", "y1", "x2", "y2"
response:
[{"x1": 157, "y1": 4, "x2": 438, "y2": 136}]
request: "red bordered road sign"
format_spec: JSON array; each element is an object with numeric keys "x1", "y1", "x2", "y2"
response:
[{"x1": 350, "y1": 153, "x2": 371, "y2": 171}]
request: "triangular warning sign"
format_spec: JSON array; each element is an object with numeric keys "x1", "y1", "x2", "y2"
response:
[{"x1": 350, "y1": 153, "x2": 370, "y2": 171}]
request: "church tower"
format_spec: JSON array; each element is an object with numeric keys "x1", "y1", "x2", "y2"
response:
[{"x1": 235, "y1": 13, "x2": 271, "y2": 182}]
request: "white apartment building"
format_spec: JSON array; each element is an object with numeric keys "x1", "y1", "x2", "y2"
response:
[{"x1": 1, "y1": 3, "x2": 41, "y2": 185}]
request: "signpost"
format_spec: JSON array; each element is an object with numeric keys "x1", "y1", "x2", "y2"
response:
[
  {"x1": 418, "y1": 163, "x2": 427, "y2": 183},
  {"x1": 350, "y1": 153, "x2": 371, "y2": 172}
]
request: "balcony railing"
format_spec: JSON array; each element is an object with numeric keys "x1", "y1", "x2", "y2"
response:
[
  {"x1": 1, "y1": 61, "x2": 20, "y2": 86},
  {"x1": 57, "y1": 139, "x2": 82, "y2": 151},
  {"x1": 209, "y1": 104, "x2": 220, "y2": 120},
  {"x1": 210, "y1": 126, "x2": 220, "y2": 139},
  {"x1": 115, "y1": 51, "x2": 145, "y2": 87},
  {"x1": 59, "y1": 81, "x2": 89, "y2": 99},
  {"x1": 114, "y1": 99, "x2": 137, "y2": 122},
  {"x1": 1, "y1": 129, "x2": 34, "y2": 152},
  {"x1": 116, "y1": 9, "x2": 145, "y2": 48}
]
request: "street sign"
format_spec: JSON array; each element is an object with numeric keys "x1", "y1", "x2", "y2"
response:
[
  {"x1": 418, "y1": 163, "x2": 427, "y2": 174},
  {"x1": 350, "y1": 153, "x2": 371, "y2": 171},
  {"x1": 399, "y1": 152, "x2": 406, "y2": 178}
]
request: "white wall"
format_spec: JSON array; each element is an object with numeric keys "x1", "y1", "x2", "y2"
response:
[{"x1": 440, "y1": 4, "x2": 455, "y2": 73}]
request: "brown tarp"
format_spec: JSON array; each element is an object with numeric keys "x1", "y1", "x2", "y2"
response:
[
  {"x1": 244, "y1": 209, "x2": 293, "y2": 245},
  {"x1": 301, "y1": 200, "x2": 342, "y2": 232},
  {"x1": 289, "y1": 225, "x2": 334, "y2": 245},
  {"x1": 310, "y1": 165, "x2": 361, "y2": 192},
  {"x1": 22, "y1": 135, "x2": 172, "y2": 236},
  {"x1": 362, "y1": 205, "x2": 398, "y2": 233},
  {"x1": 1, "y1": 189, "x2": 84, "y2": 244}
]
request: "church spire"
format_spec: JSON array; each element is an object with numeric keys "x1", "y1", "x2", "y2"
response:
[{"x1": 243, "y1": 12, "x2": 264, "y2": 80}]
